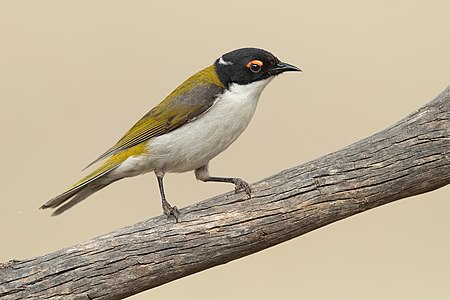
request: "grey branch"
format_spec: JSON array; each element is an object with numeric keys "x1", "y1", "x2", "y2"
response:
[{"x1": 1, "y1": 86, "x2": 450, "y2": 300}]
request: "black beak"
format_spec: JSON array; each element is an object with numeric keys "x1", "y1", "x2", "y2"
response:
[{"x1": 270, "y1": 61, "x2": 302, "y2": 75}]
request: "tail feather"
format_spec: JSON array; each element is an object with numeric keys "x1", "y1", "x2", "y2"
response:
[
  {"x1": 40, "y1": 185, "x2": 85, "y2": 209},
  {"x1": 41, "y1": 162, "x2": 121, "y2": 215},
  {"x1": 42, "y1": 143, "x2": 146, "y2": 215},
  {"x1": 50, "y1": 183, "x2": 112, "y2": 216}
]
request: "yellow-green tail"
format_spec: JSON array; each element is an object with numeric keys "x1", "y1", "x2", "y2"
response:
[
  {"x1": 40, "y1": 163, "x2": 119, "y2": 216},
  {"x1": 41, "y1": 144, "x2": 147, "y2": 215}
]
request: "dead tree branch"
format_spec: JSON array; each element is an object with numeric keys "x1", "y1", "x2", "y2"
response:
[{"x1": 1, "y1": 86, "x2": 450, "y2": 300}]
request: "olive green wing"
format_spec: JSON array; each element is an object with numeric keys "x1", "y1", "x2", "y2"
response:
[{"x1": 85, "y1": 81, "x2": 224, "y2": 168}]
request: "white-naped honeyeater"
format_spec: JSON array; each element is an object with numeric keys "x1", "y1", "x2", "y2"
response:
[{"x1": 40, "y1": 47, "x2": 301, "y2": 221}]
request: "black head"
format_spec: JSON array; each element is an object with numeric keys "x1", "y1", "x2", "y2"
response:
[{"x1": 214, "y1": 47, "x2": 301, "y2": 87}]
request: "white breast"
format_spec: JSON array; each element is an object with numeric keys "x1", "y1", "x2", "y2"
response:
[{"x1": 131, "y1": 78, "x2": 273, "y2": 174}]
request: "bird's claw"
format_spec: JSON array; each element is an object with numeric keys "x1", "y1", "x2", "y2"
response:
[
  {"x1": 163, "y1": 203, "x2": 180, "y2": 223},
  {"x1": 233, "y1": 178, "x2": 252, "y2": 199}
]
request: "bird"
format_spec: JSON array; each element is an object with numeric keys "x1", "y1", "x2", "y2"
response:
[{"x1": 40, "y1": 47, "x2": 301, "y2": 221}]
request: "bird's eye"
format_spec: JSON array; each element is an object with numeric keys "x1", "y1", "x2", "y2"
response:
[{"x1": 246, "y1": 60, "x2": 263, "y2": 73}]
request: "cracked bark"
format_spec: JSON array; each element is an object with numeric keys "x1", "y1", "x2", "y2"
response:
[{"x1": 1, "y1": 86, "x2": 450, "y2": 299}]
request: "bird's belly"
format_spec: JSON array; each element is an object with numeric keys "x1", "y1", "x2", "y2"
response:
[
  {"x1": 148, "y1": 127, "x2": 241, "y2": 173},
  {"x1": 148, "y1": 105, "x2": 254, "y2": 172}
]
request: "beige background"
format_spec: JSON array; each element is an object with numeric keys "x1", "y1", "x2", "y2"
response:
[{"x1": 1, "y1": 1, "x2": 450, "y2": 299}]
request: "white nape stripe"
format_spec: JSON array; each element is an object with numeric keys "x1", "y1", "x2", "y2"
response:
[{"x1": 218, "y1": 56, "x2": 233, "y2": 65}]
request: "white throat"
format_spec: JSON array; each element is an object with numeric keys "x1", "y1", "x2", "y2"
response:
[{"x1": 224, "y1": 77, "x2": 273, "y2": 105}]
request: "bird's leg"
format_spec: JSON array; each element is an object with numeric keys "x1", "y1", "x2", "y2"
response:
[
  {"x1": 155, "y1": 172, "x2": 179, "y2": 222},
  {"x1": 195, "y1": 164, "x2": 252, "y2": 198}
]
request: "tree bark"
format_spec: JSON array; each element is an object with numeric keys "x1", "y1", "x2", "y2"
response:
[{"x1": 1, "y1": 86, "x2": 450, "y2": 300}]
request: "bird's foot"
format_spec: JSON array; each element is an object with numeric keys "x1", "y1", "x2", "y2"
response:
[
  {"x1": 232, "y1": 178, "x2": 252, "y2": 199},
  {"x1": 162, "y1": 202, "x2": 180, "y2": 223}
]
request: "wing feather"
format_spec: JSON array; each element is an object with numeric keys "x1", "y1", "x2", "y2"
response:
[{"x1": 85, "y1": 65, "x2": 224, "y2": 168}]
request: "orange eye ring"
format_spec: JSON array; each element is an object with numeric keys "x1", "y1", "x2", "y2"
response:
[
  {"x1": 246, "y1": 59, "x2": 263, "y2": 68},
  {"x1": 249, "y1": 64, "x2": 261, "y2": 73},
  {"x1": 245, "y1": 59, "x2": 263, "y2": 73},
  {"x1": 246, "y1": 59, "x2": 263, "y2": 73}
]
